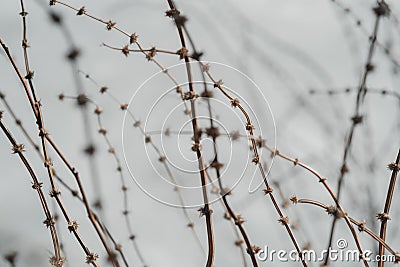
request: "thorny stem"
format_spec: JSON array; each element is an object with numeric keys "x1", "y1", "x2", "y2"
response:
[
  {"x1": 292, "y1": 198, "x2": 399, "y2": 258},
  {"x1": 0, "y1": 119, "x2": 98, "y2": 267},
  {"x1": 378, "y1": 149, "x2": 400, "y2": 267},
  {"x1": 261, "y1": 146, "x2": 369, "y2": 266},
  {"x1": 0, "y1": 39, "x2": 102, "y2": 266},
  {"x1": 165, "y1": 1, "x2": 215, "y2": 266},
  {"x1": 0, "y1": 35, "x2": 117, "y2": 266},
  {"x1": 181, "y1": 17, "x2": 259, "y2": 267},
  {"x1": 327, "y1": 2, "x2": 386, "y2": 265}
]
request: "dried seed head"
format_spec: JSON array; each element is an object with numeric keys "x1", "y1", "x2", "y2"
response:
[
  {"x1": 133, "y1": 121, "x2": 141, "y2": 128},
  {"x1": 84, "y1": 144, "x2": 96, "y2": 156},
  {"x1": 130, "y1": 33, "x2": 138, "y2": 44},
  {"x1": 67, "y1": 221, "x2": 78, "y2": 232},
  {"x1": 106, "y1": 20, "x2": 116, "y2": 30},
  {"x1": 263, "y1": 186, "x2": 273, "y2": 195},
  {"x1": 187, "y1": 222, "x2": 194, "y2": 228},
  {"x1": 58, "y1": 93, "x2": 65, "y2": 100},
  {"x1": 198, "y1": 206, "x2": 213, "y2": 217},
  {"x1": 25, "y1": 70, "x2": 34, "y2": 79},
  {"x1": 191, "y1": 142, "x2": 201, "y2": 151},
  {"x1": 357, "y1": 220, "x2": 366, "y2": 232},
  {"x1": 120, "y1": 103, "x2": 128, "y2": 110},
  {"x1": 351, "y1": 115, "x2": 363, "y2": 124},
  {"x1": 230, "y1": 98, "x2": 240, "y2": 108},
  {"x1": 177, "y1": 47, "x2": 189, "y2": 60},
  {"x1": 235, "y1": 215, "x2": 245, "y2": 225},
  {"x1": 49, "y1": 12, "x2": 62, "y2": 25},
  {"x1": 278, "y1": 216, "x2": 289, "y2": 226},
  {"x1": 32, "y1": 181, "x2": 43, "y2": 190},
  {"x1": 12, "y1": 144, "x2": 25, "y2": 154},
  {"x1": 108, "y1": 147, "x2": 115, "y2": 154},
  {"x1": 340, "y1": 164, "x2": 349, "y2": 174},
  {"x1": 202, "y1": 64, "x2": 210, "y2": 72},
  {"x1": 206, "y1": 127, "x2": 220, "y2": 138},
  {"x1": 85, "y1": 253, "x2": 99, "y2": 264},
  {"x1": 183, "y1": 91, "x2": 198, "y2": 101},
  {"x1": 213, "y1": 79, "x2": 223, "y2": 88},
  {"x1": 0, "y1": 111, "x2": 3, "y2": 120},
  {"x1": 252, "y1": 156, "x2": 259, "y2": 164},
  {"x1": 94, "y1": 107, "x2": 102, "y2": 115},
  {"x1": 247, "y1": 245, "x2": 261, "y2": 255},
  {"x1": 43, "y1": 217, "x2": 55, "y2": 228},
  {"x1": 76, "y1": 6, "x2": 85, "y2": 16},
  {"x1": 165, "y1": 9, "x2": 180, "y2": 18},
  {"x1": 201, "y1": 90, "x2": 213, "y2": 98},
  {"x1": 99, "y1": 128, "x2": 107, "y2": 135},
  {"x1": 100, "y1": 86, "x2": 108, "y2": 94},
  {"x1": 220, "y1": 187, "x2": 232, "y2": 196},
  {"x1": 191, "y1": 51, "x2": 203, "y2": 61},
  {"x1": 365, "y1": 63, "x2": 374, "y2": 72},
  {"x1": 388, "y1": 162, "x2": 400, "y2": 172},
  {"x1": 224, "y1": 212, "x2": 231, "y2": 220},
  {"x1": 49, "y1": 256, "x2": 66, "y2": 267},
  {"x1": 246, "y1": 123, "x2": 255, "y2": 131},
  {"x1": 235, "y1": 239, "x2": 244, "y2": 246},
  {"x1": 376, "y1": 212, "x2": 391, "y2": 222},
  {"x1": 290, "y1": 195, "x2": 298, "y2": 204},
  {"x1": 210, "y1": 159, "x2": 224, "y2": 170},
  {"x1": 76, "y1": 94, "x2": 88, "y2": 106},
  {"x1": 373, "y1": 2, "x2": 390, "y2": 17},
  {"x1": 66, "y1": 48, "x2": 80, "y2": 61},
  {"x1": 49, "y1": 0, "x2": 57, "y2": 6},
  {"x1": 175, "y1": 15, "x2": 187, "y2": 26},
  {"x1": 129, "y1": 235, "x2": 135, "y2": 240},
  {"x1": 145, "y1": 135, "x2": 151, "y2": 143},
  {"x1": 122, "y1": 45, "x2": 129, "y2": 57},
  {"x1": 230, "y1": 130, "x2": 241, "y2": 141},
  {"x1": 145, "y1": 46, "x2": 157, "y2": 61}
]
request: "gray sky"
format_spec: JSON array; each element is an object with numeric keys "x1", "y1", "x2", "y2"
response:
[{"x1": 1, "y1": 0, "x2": 400, "y2": 266}]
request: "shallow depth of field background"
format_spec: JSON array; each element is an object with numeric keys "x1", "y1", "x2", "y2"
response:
[{"x1": 0, "y1": 0, "x2": 400, "y2": 266}]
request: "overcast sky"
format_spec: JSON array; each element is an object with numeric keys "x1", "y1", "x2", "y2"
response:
[{"x1": 1, "y1": 0, "x2": 400, "y2": 266}]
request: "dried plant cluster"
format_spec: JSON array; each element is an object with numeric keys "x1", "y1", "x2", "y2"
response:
[{"x1": 0, "y1": 0, "x2": 399, "y2": 267}]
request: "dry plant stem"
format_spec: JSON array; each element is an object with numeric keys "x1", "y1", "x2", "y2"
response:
[
  {"x1": 181, "y1": 20, "x2": 260, "y2": 266},
  {"x1": 17, "y1": 1, "x2": 114, "y2": 264},
  {"x1": 1, "y1": 39, "x2": 103, "y2": 266},
  {"x1": 165, "y1": 1, "x2": 215, "y2": 266},
  {"x1": 327, "y1": 3, "x2": 384, "y2": 264},
  {"x1": 194, "y1": 61, "x2": 306, "y2": 266},
  {"x1": 0, "y1": 119, "x2": 69, "y2": 267},
  {"x1": 262, "y1": 147, "x2": 369, "y2": 266},
  {"x1": 205, "y1": 171, "x2": 248, "y2": 267},
  {"x1": 0, "y1": 37, "x2": 118, "y2": 267},
  {"x1": 378, "y1": 149, "x2": 400, "y2": 267},
  {"x1": 293, "y1": 199, "x2": 398, "y2": 257}
]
